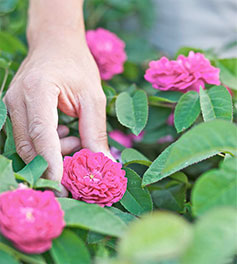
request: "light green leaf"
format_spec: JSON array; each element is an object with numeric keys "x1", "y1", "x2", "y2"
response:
[
  {"x1": 121, "y1": 148, "x2": 151, "y2": 167},
  {"x1": 107, "y1": 207, "x2": 136, "y2": 224},
  {"x1": 192, "y1": 157, "x2": 237, "y2": 216},
  {"x1": 34, "y1": 178, "x2": 61, "y2": 192},
  {"x1": 181, "y1": 208, "x2": 237, "y2": 264},
  {"x1": 201, "y1": 85, "x2": 233, "y2": 122},
  {"x1": 0, "y1": 32, "x2": 26, "y2": 54},
  {"x1": 0, "y1": 155, "x2": 18, "y2": 193},
  {"x1": 142, "y1": 120, "x2": 237, "y2": 186},
  {"x1": 216, "y1": 58, "x2": 237, "y2": 90},
  {"x1": 175, "y1": 47, "x2": 204, "y2": 58},
  {"x1": 50, "y1": 229, "x2": 91, "y2": 264},
  {"x1": 0, "y1": 58, "x2": 10, "y2": 69},
  {"x1": 118, "y1": 212, "x2": 192, "y2": 262},
  {"x1": 174, "y1": 91, "x2": 200, "y2": 133},
  {"x1": 0, "y1": 251, "x2": 20, "y2": 264},
  {"x1": 17, "y1": 155, "x2": 48, "y2": 187},
  {"x1": 115, "y1": 90, "x2": 148, "y2": 135},
  {"x1": 199, "y1": 87, "x2": 216, "y2": 121},
  {"x1": 0, "y1": 99, "x2": 7, "y2": 131},
  {"x1": 58, "y1": 198, "x2": 127, "y2": 238},
  {"x1": 120, "y1": 168, "x2": 153, "y2": 216},
  {"x1": 0, "y1": 234, "x2": 46, "y2": 264}
]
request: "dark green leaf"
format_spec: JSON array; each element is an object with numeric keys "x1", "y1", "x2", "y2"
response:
[
  {"x1": 17, "y1": 155, "x2": 48, "y2": 187},
  {"x1": 192, "y1": 157, "x2": 237, "y2": 216},
  {"x1": 0, "y1": 0, "x2": 18, "y2": 15},
  {"x1": 3, "y1": 117, "x2": 16, "y2": 156},
  {"x1": 0, "y1": 251, "x2": 20, "y2": 264},
  {"x1": 174, "y1": 91, "x2": 200, "y2": 133},
  {"x1": 115, "y1": 90, "x2": 148, "y2": 135},
  {"x1": 58, "y1": 198, "x2": 127, "y2": 237},
  {"x1": 120, "y1": 168, "x2": 153, "y2": 216},
  {"x1": 50, "y1": 229, "x2": 91, "y2": 264},
  {"x1": 150, "y1": 91, "x2": 183, "y2": 104},
  {"x1": 142, "y1": 120, "x2": 237, "y2": 186}
]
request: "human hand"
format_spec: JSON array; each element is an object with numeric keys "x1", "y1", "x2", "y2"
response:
[{"x1": 4, "y1": 31, "x2": 111, "y2": 196}]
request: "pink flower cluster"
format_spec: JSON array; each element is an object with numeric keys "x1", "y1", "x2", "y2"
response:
[
  {"x1": 0, "y1": 189, "x2": 65, "y2": 254},
  {"x1": 62, "y1": 149, "x2": 127, "y2": 207},
  {"x1": 86, "y1": 28, "x2": 127, "y2": 80},
  {"x1": 144, "y1": 51, "x2": 220, "y2": 92}
]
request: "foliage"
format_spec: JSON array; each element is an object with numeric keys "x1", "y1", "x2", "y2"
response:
[{"x1": 0, "y1": 1, "x2": 236, "y2": 264}]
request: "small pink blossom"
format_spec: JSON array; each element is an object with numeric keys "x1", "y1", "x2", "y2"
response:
[
  {"x1": 86, "y1": 28, "x2": 127, "y2": 80},
  {"x1": 144, "y1": 51, "x2": 220, "y2": 92},
  {"x1": 109, "y1": 130, "x2": 132, "y2": 148},
  {"x1": 167, "y1": 113, "x2": 174, "y2": 126},
  {"x1": 0, "y1": 189, "x2": 65, "y2": 254},
  {"x1": 158, "y1": 135, "x2": 174, "y2": 144},
  {"x1": 62, "y1": 149, "x2": 127, "y2": 207}
]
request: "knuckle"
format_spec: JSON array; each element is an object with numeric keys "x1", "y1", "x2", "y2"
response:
[
  {"x1": 16, "y1": 140, "x2": 34, "y2": 161},
  {"x1": 28, "y1": 117, "x2": 45, "y2": 142},
  {"x1": 94, "y1": 131, "x2": 108, "y2": 144}
]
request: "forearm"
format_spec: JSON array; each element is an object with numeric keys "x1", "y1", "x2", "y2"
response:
[{"x1": 27, "y1": 0, "x2": 85, "y2": 50}]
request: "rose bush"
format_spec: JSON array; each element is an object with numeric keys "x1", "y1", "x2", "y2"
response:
[{"x1": 0, "y1": 1, "x2": 236, "y2": 264}]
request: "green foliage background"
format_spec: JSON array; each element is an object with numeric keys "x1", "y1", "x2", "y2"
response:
[{"x1": 0, "y1": 1, "x2": 236, "y2": 264}]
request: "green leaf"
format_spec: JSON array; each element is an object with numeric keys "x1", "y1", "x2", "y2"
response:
[
  {"x1": 34, "y1": 178, "x2": 61, "y2": 192},
  {"x1": 175, "y1": 47, "x2": 204, "y2": 58},
  {"x1": 50, "y1": 229, "x2": 91, "y2": 264},
  {"x1": 152, "y1": 172, "x2": 188, "y2": 212},
  {"x1": 17, "y1": 155, "x2": 48, "y2": 187},
  {"x1": 150, "y1": 91, "x2": 183, "y2": 103},
  {"x1": 192, "y1": 157, "x2": 237, "y2": 216},
  {"x1": 0, "y1": 251, "x2": 20, "y2": 264},
  {"x1": 0, "y1": 99, "x2": 7, "y2": 131},
  {"x1": 181, "y1": 208, "x2": 237, "y2": 264},
  {"x1": 120, "y1": 168, "x2": 153, "y2": 216},
  {"x1": 0, "y1": 0, "x2": 18, "y2": 15},
  {"x1": 0, "y1": 234, "x2": 46, "y2": 264},
  {"x1": 58, "y1": 198, "x2": 127, "y2": 237},
  {"x1": 0, "y1": 58, "x2": 10, "y2": 69},
  {"x1": 200, "y1": 86, "x2": 233, "y2": 122},
  {"x1": 174, "y1": 91, "x2": 200, "y2": 133},
  {"x1": 0, "y1": 32, "x2": 26, "y2": 54},
  {"x1": 118, "y1": 212, "x2": 192, "y2": 262},
  {"x1": 121, "y1": 148, "x2": 151, "y2": 167},
  {"x1": 107, "y1": 207, "x2": 136, "y2": 224},
  {"x1": 216, "y1": 58, "x2": 237, "y2": 90},
  {"x1": 115, "y1": 90, "x2": 148, "y2": 135},
  {"x1": 0, "y1": 155, "x2": 18, "y2": 193},
  {"x1": 142, "y1": 120, "x2": 237, "y2": 186},
  {"x1": 3, "y1": 117, "x2": 16, "y2": 156}
]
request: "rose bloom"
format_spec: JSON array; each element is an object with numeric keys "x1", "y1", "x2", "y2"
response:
[
  {"x1": 144, "y1": 51, "x2": 220, "y2": 92},
  {"x1": 62, "y1": 149, "x2": 127, "y2": 207},
  {"x1": 86, "y1": 28, "x2": 127, "y2": 80},
  {"x1": 0, "y1": 189, "x2": 65, "y2": 254}
]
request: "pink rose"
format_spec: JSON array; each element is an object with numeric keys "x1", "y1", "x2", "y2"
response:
[
  {"x1": 144, "y1": 51, "x2": 220, "y2": 92},
  {"x1": 86, "y1": 28, "x2": 127, "y2": 80},
  {"x1": 0, "y1": 189, "x2": 65, "y2": 254},
  {"x1": 62, "y1": 149, "x2": 127, "y2": 207}
]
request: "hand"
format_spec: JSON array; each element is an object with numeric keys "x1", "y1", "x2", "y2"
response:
[{"x1": 4, "y1": 31, "x2": 111, "y2": 196}]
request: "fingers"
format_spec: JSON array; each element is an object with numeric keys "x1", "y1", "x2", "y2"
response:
[
  {"x1": 78, "y1": 90, "x2": 110, "y2": 155},
  {"x1": 24, "y1": 84, "x2": 63, "y2": 183},
  {"x1": 60, "y1": 136, "x2": 81, "y2": 155},
  {"x1": 4, "y1": 92, "x2": 37, "y2": 163},
  {"x1": 57, "y1": 125, "x2": 69, "y2": 138}
]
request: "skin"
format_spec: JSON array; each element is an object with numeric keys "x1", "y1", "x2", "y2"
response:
[{"x1": 4, "y1": 0, "x2": 112, "y2": 196}]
